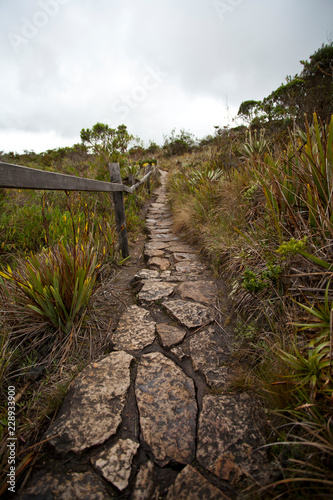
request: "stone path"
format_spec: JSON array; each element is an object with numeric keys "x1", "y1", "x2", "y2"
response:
[{"x1": 18, "y1": 171, "x2": 276, "y2": 499}]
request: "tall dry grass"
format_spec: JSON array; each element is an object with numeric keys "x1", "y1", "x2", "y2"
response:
[{"x1": 167, "y1": 114, "x2": 333, "y2": 498}]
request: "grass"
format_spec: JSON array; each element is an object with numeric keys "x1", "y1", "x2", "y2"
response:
[{"x1": 167, "y1": 113, "x2": 333, "y2": 498}]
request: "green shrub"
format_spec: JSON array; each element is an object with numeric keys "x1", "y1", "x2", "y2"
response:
[{"x1": 0, "y1": 240, "x2": 100, "y2": 336}]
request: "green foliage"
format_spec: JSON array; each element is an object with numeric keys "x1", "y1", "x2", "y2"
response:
[
  {"x1": 241, "y1": 129, "x2": 268, "y2": 159},
  {"x1": 235, "y1": 320, "x2": 258, "y2": 340},
  {"x1": 276, "y1": 237, "x2": 308, "y2": 256},
  {"x1": 80, "y1": 122, "x2": 134, "y2": 163},
  {"x1": 0, "y1": 196, "x2": 46, "y2": 256},
  {"x1": 237, "y1": 99, "x2": 261, "y2": 123},
  {"x1": 145, "y1": 140, "x2": 160, "y2": 155},
  {"x1": 163, "y1": 128, "x2": 196, "y2": 156},
  {"x1": 242, "y1": 181, "x2": 261, "y2": 202},
  {"x1": 242, "y1": 264, "x2": 282, "y2": 293},
  {"x1": 0, "y1": 240, "x2": 100, "y2": 335}
]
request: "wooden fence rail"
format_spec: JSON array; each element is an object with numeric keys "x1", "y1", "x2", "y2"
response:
[{"x1": 0, "y1": 161, "x2": 156, "y2": 258}]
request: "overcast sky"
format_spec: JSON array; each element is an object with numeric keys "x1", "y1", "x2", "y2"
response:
[{"x1": 0, "y1": 0, "x2": 332, "y2": 153}]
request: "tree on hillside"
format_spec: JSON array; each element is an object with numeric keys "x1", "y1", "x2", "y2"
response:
[
  {"x1": 80, "y1": 123, "x2": 134, "y2": 163},
  {"x1": 237, "y1": 100, "x2": 262, "y2": 124},
  {"x1": 80, "y1": 123, "x2": 135, "y2": 180},
  {"x1": 299, "y1": 43, "x2": 333, "y2": 120},
  {"x1": 237, "y1": 43, "x2": 333, "y2": 127}
]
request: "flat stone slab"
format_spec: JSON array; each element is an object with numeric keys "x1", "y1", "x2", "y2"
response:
[
  {"x1": 149, "y1": 234, "x2": 179, "y2": 242},
  {"x1": 91, "y1": 438, "x2": 139, "y2": 491},
  {"x1": 155, "y1": 221, "x2": 173, "y2": 227},
  {"x1": 175, "y1": 261, "x2": 207, "y2": 274},
  {"x1": 149, "y1": 228, "x2": 171, "y2": 235},
  {"x1": 17, "y1": 471, "x2": 113, "y2": 500},
  {"x1": 173, "y1": 252, "x2": 199, "y2": 263},
  {"x1": 156, "y1": 323, "x2": 187, "y2": 348},
  {"x1": 162, "y1": 272, "x2": 199, "y2": 282},
  {"x1": 145, "y1": 241, "x2": 170, "y2": 250},
  {"x1": 151, "y1": 203, "x2": 165, "y2": 208},
  {"x1": 138, "y1": 281, "x2": 176, "y2": 304},
  {"x1": 148, "y1": 256, "x2": 170, "y2": 270},
  {"x1": 147, "y1": 210, "x2": 171, "y2": 218},
  {"x1": 189, "y1": 328, "x2": 230, "y2": 387},
  {"x1": 144, "y1": 247, "x2": 165, "y2": 258},
  {"x1": 166, "y1": 465, "x2": 229, "y2": 500},
  {"x1": 145, "y1": 223, "x2": 158, "y2": 231},
  {"x1": 134, "y1": 269, "x2": 160, "y2": 281},
  {"x1": 163, "y1": 299, "x2": 215, "y2": 328},
  {"x1": 45, "y1": 352, "x2": 133, "y2": 453},
  {"x1": 197, "y1": 394, "x2": 271, "y2": 486},
  {"x1": 168, "y1": 243, "x2": 199, "y2": 254},
  {"x1": 112, "y1": 305, "x2": 156, "y2": 352},
  {"x1": 135, "y1": 352, "x2": 197, "y2": 466},
  {"x1": 178, "y1": 280, "x2": 218, "y2": 306}
]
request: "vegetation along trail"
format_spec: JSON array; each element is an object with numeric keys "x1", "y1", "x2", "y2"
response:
[{"x1": 12, "y1": 170, "x2": 278, "y2": 499}]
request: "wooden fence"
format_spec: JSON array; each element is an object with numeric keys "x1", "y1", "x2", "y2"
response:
[{"x1": 0, "y1": 161, "x2": 156, "y2": 258}]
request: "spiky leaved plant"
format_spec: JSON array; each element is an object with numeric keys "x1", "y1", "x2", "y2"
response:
[{"x1": 0, "y1": 240, "x2": 100, "y2": 337}]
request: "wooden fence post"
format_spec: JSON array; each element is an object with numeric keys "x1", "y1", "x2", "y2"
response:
[
  {"x1": 146, "y1": 164, "x2": 152, "y2": 194},
  {"x1": 109, "y1": 162, "x2": 129, "y2": 259}
]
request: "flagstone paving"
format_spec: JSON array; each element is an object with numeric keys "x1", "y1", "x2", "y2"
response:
[{"x1": 18, "y1": 170, "x2": 277, "y2": 499}]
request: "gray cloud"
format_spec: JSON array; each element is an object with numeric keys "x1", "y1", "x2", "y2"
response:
[{"x1": 0, "y1": 0, "x2": 332, "y2": 152}]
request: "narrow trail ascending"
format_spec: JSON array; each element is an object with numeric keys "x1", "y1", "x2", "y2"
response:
[{"x1": 18, "y1": 171, "x2": 276, "y2": 500}]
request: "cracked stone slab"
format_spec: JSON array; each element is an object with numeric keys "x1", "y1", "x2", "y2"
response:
[
  {"x1": 163, "y1": 299, "x2": 215, "y2": 328},
  {"x1": 135, "y1": 352, "x2": 197, "y2": 466},
  {"x1": 178, "y1": 280, "x2": 218, "y2": 306},
  {"x1": 45, "y1": 351, "x2": 133, "y2": 453},
  {"x1": 91, "y1": 438, "x2": 139, "y2": 491},
  {"x1": 166, "y1": 465, "x2": 230, "y2": 500},
  {"x1": 138, "y1": 281, "x2": 176, "y2": 304},
  {"x1": 112, "y1": 305, "x2": 156, "y2": 352},
  {"x1": 197, "y1": 394, "x2": 272, "y2": 486},
  {"x1": 189, "y1": 328, "x2": 230, "y2": 387},
  {"x1": 156, "y1": 323, "x2": 187, "y2": 348},
  {"x1": 148, "y1": 257, "x2": 170, "y2": 270},
  {"x1": 132, "y1": 461, "x2": 155, "y2": 500},
  {"x1": 17, "y1": 471, "x2": 113, "y2": 500}
]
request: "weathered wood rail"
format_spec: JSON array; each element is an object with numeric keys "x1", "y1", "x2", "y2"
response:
[{"x1": 0, "y1": 161, "x2": 156, "y2": 258}]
